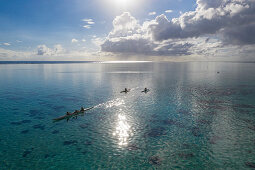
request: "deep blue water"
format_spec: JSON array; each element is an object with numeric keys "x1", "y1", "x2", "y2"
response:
[{"x1": 0, "y1": 62, "x2": 255, "y2": 169}]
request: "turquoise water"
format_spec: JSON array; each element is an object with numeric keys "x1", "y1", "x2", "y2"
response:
[{"x1": 0, "y1": 62, "x2": 255, "y2": 169}]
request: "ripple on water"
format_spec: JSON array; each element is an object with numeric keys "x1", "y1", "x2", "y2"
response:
[
  {"x1": 63, "y1": 140, "x2": 78, "y2": 146},
  {"x1": 149, "y1": 156, "x2": 161, "y2": 165},
  {"x1": 22, "y1": 148, "x2": 34, "y2": 158},
  {"x1": 146, "y1": 127, "x2": 166, "y2": 138},
  {"x1": 32, "y1": 124, "x2": 45, "y2": 130},
  {"x1": 21, "y1": 130, "x2": 29, "y2": 134},
  {"x1": 10, "y1": 120, "x2": 31, "y2": 125}
]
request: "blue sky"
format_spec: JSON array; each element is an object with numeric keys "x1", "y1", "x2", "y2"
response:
[{"x1": 0, "y1": 0, "x2": 254, "y2": 61}]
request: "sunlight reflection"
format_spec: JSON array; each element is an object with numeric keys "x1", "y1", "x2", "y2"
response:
[
  {"x1": 113, "y1": 114, "x2": 131, "y2": 146},
  {"x1": 105, "y1": 98, "x2": 125, "y2": 108}
]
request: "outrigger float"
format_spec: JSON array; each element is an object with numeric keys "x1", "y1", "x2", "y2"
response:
[{"x1": 53, "y1": 106, "x2": 94, "y2": 122}]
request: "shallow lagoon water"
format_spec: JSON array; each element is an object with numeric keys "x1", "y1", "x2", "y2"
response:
[{"x1": 0, "y1": 62, "x2": 255, "y2": 169}]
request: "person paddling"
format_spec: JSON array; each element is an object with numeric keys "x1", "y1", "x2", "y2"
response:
[{"x1": 142, "y1": 88, "x2": 149, "y2": 93}]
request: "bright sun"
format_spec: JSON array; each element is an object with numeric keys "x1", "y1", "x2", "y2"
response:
[
  {"x1": 102, "y1": 0, "x2": 142, "y2": 12},
  {"x1": 112, "y1": 0, "x2": 131, "y2": 8}
]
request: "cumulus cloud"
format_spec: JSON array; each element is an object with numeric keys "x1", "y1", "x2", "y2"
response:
[
  {"x1": 149, "y1": 12, "x2": 156, "y2": 16},
  {"x1": 37, "y1": 44, "x2": 65, "y2": 56},
  {"x1": 83, "y1": 25, "x2": 91, "y2": 29},
  {"x1": 165, "y1": 10, "x2": 173, "y2": 13},
  {"x1": 149, "y1": 0, "x2": 255, "y2": 45},
  {"x1": 71, "y1": 39, "x2": 78, "y2": 43},
  {"x1": 101, "y1": 12, "x2": 192, "y2": 56},
  {"x1": 100, "y1": 0, "x2": 255, "y2": 58},
  {"x1": 3, "y1": 43, "x2": 11, "y2": 46}
]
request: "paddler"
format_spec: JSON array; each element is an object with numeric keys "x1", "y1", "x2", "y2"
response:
[{"x1": 81, "y1": 107, "x2": 85, "y2": 112}]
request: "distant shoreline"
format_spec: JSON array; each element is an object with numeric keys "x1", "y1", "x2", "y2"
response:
[{"x1": 0, "y1": 61, "x2": 254, "y2": 64}]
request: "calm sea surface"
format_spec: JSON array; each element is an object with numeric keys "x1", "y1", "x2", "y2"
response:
[{"x1": 0, "y1": 62, "x2": 255, "y2": 169}]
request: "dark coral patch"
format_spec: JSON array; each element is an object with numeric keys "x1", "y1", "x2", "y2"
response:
[
  {"x1": 21, "y1": 130, "x2": 29, "y2": 134},
  {"x1": 63, "y1": 140, "x2": 78, "y2": 146},
  {"x1": 209, "y1": 136, "x2": 222, "y2": 144},
  {"x1": 52, "y1": 106, "x2": 66, "y2": 111},
  {"x1": 127, "y1": 144, "x2": 140, "y2": 151},
  {"x1": 178, "y1": 153, "x2": 194, "y2": 159},
  {"x1": 44, "y1": 154, "x2": 50, "y2": 158},
  {"x1": 33, "y1": 124, "x2": 45, "y2": 130},
  {"x1": 52, "y1": 130, "x2": 59, "y2": 134},
  {"x1": 79, "y1": 124, "x2": 89, "y2": 129},
  {"x1": 44, "y1": 153, "x2": 56, "y2": 158},
  {"x1": 10, "y1": 121, "x2": 22, "y2": 125},
  {"x1": 161, "y1": 119, "x2": 186, "y2": 128},
  {"x1": 197, "y1": 119, "x2": 211, "y2": 125},
  {"x1": 6, "y1": 96, "x2": 24, "y2": 101},
  {"x1": 81, "y1": 151, "x2": 87, "y2": 155},
  {"x1": 149, "y1": 156, "x2": 161, "y2": 165},
  {"x1": 248, "y1": 125, "x2": 255, "y2": 131},
  {"x1": 146, "y1": 127, "x2": 166, "y2": 138},
  {"x1": 76, "y1": 147, "x2": 82, "y2": 151},
  {"x1": 84, "y1": 140, "x2": 92, "y2": 145},
  {"x1": 22, "y1": 148, "x2": 34, "y2": 158},
  {"x1": 34, "y1": 116, "x2": 45, "y2": 120},
  {"x1": 191, "y1": 127, "x2": 202, "y2": 137},
  {"x1": 161, "y1": 119, "x2": 175, "y2": 125},
  {"x1": 178, "y1": 110, "x2": 191, "y2": 115},
  {"x1": 11, "y1": 120, "x2": 31, "y2": 125},
  {"x1": 22, "y1": 120, "x2": 31, "y2": 123},
  {"x1": 245, "y1": 162, "x2": 255, "y2": 168},
  {"x1": 63, "y1": 97, "x2": 81, "y2": 102},
  {"x1": 234, "y1": 104, "x2": 255, "y2": 109},
  {"x1": 29, "y1": 109, "x2": 41, "y2": 117}
]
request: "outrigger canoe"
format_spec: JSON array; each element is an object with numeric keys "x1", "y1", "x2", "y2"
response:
[
  {"x1": 142, "y1": 89, "x2": 150, "y2": 93},
  {"x1": 120, "y1": 89, "x2": 131, "y2": 93},
  {"x1": 53, "y1": 106, "x2": 94, "y2": 121}
]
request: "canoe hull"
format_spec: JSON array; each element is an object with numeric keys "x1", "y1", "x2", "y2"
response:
[{"x1": 53, "y1": 106, "x2": 94, "y2": 121}]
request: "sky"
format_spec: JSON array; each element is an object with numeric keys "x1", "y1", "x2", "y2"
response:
[{"x1": 0, "y1": 0, "x2": 255, "y2": 61}]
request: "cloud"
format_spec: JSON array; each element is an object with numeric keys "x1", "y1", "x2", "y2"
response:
[
  {"x1": 83, "y1": 25, "x2": 91, "y2": 29},
  {"x1": 0, "y1": 47, "x2": 31, "y2": 59},
  {"x1": 87, "y1": 21, "x2": 95, "y2": 24},
  {"x1": 101, "y1": 12, "x2": 192, "y2": 56},
  {"x1": 165, "y1": 10, "x2": 173, "y2": 13},
  {"x1": 148, "y1": 12, "x2": 156, "y2": 16},
  {"x1": 82, "y1": 18, "x2": 95, "y2": 28},
  {"x1": 3, "y1": 43, "x2": 11, "y2": 46},
  {"x1": 148, "y1": 0, "x2": 255, "y2": 45},
  {"x1": 100, "y1": 0, "x2": 255, "y2": 59},
  {"x1": 71, "y1": 39, "x2": 78, "y2": 43},
  {"x1": 83, "y1": 19, "x2": 93, "y2": 22},
  {"x1": 82, "y1": 39, "x2": 86, "y2": 42},
  {"x1": 37, "y1": 44, "x2": 65, "y2": 56}
]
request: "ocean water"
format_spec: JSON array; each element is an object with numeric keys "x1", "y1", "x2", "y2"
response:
[{"x1": 0, "y1": 61, "x2": 255, "y2": 169}]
